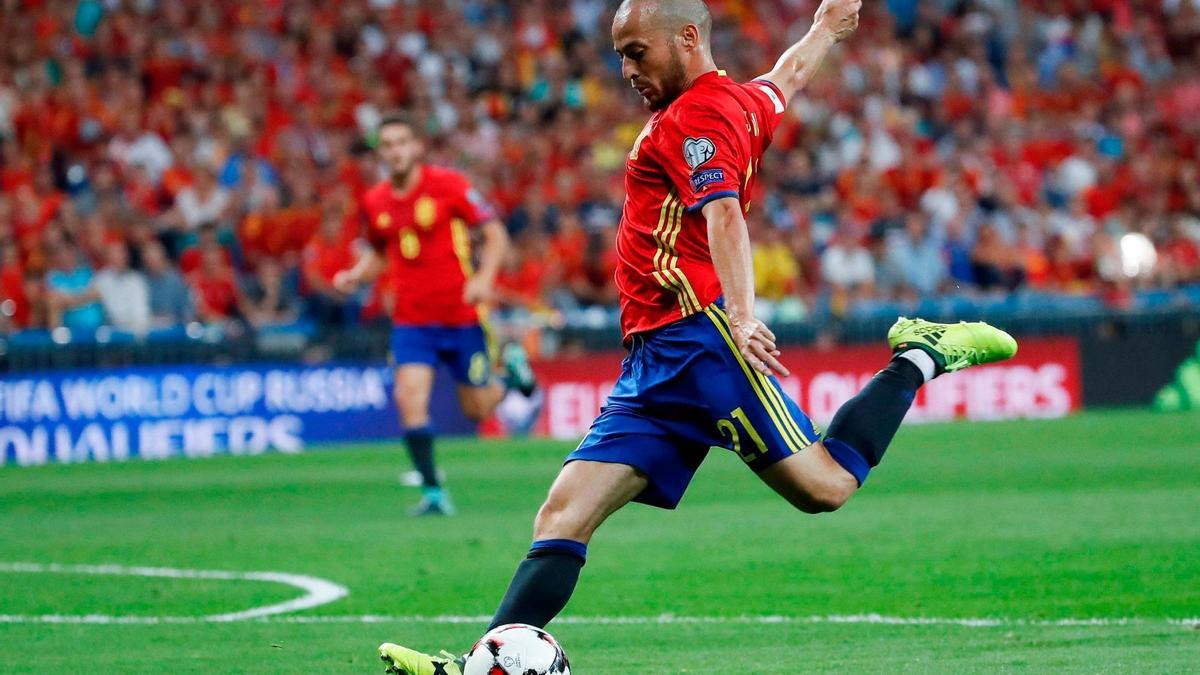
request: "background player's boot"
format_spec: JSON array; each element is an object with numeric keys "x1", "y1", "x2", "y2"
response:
[
  {"x1": 408, "y1": 487, "x2": 455, "y2": 517},
  {"x1": 378, "y1": 643, "x2": 463, "y2": 675},
  {"x1": 399, "y1": 469, "x2": 446, "y2": 487},
  {"x1": 502, "y1": 342, "x2": 537, "y2": 397},
  {"x1": 888, "y1": 317, "x2": 1018, "y2": 374}
]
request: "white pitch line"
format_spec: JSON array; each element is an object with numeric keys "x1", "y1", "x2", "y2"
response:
[
  {"x1": 0, "y1": 562, "x2": 348, "y2": 622},
  {"x1": 0, "y1": 614, "x2": 1196, "y2": 629}
]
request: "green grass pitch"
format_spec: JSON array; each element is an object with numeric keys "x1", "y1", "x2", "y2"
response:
[{"x1": 2, "y1": 409, "x2": 1198, "y2": 673}]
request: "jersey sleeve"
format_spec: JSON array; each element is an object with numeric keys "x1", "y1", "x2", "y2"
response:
[
  {"x1": 446, "y1": 172, "x2": 496, "y2": 227},
  {"x1": 653, "y1": 100, "x2": 750, "y2": 213},
  {"x1": 745, "y1": 79, "x2": 788, "y2": 142}
]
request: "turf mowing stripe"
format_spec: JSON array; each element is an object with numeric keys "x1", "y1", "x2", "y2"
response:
[
  {"x1": 0, "y1": 562, "x2": 348, "y2": 621},
  {"x1": 1, "y1": 614, "x2": 1196, "y2": 629}
]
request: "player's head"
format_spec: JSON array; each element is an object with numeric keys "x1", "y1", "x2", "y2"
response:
[
  {"x1": 377, "y1": 113, "x2": 424, "y2": 180},
  {"x1": 612, "y1": 0, "x2": 713, "y2": 111}
]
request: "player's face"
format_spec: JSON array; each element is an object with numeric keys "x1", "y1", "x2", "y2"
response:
[
  {"x1": 613, "y1": 16, "x2": 689, "y2": 111},
  {"x1": 378, "y1": 123, "x2": 423, "y2": 178}
]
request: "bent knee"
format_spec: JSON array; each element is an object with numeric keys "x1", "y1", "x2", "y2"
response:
[
  {"x1": 792, "y1": 491, "x2": 849, "y2": 514},
  {"x1": 788, "y1": 478, "x2": 856, "y2": 514},
  {"x1": 533, "y1": 497, "x2": 591, "y2": 542}
]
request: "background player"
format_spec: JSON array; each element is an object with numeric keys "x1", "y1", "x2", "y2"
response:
[
  {"x1": 380, "y1": 0, "x2": 1016, "y2": 669},
  {"x1": 336, "y1": 114, "x2": 538, "y2": 517}
]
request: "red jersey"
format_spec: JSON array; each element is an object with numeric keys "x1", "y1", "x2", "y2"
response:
[
  {"x1": 617, "y1": 71, "x2": 787, "y2": 339},
  {"x1": 361, "y1": 165, "x2": 495, "y2": 327}
]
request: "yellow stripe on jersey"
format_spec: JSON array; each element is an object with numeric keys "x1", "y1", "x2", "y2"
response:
[
  {"x1": 450, "y1": 217, "x2": 474, "y2": 277},
  {"x1": 651, "y1": 194, "x2": 700, "y2": 316},
  {"x1": 662, "y1": 198, "x2": 702, "y2": 314},
  {"x1": 706, "y1": 306, "x2": 813, "y2": 451}
]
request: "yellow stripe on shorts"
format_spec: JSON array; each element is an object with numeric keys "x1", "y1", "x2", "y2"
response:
[
  {"x1": 712, "y1": 306, "x2": 813, "y2": 447},
  {"x1": 703, "y1": 307, "x2": 808, "y2": 454}
]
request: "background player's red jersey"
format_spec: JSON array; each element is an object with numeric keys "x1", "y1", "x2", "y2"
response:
[
  {"x1": 616, "y1": 71, "x2": 788, "y2": 339},
  {"x1": 362, "y1": 166, "x2": 495, "y2": 327}
]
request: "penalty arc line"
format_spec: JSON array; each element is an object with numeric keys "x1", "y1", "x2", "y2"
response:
[
  {"x1": 1, "y1": 562, "x2": 1194, "y2": 630},
  {"x1": 0, "y1": 562, "x2": 348, "y2": 622}
]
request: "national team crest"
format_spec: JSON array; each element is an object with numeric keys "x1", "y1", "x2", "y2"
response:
[
  {"x1": 683, "y1": 137, "x2": 716, "y2": 170},
  {"x1": 415, "y1": 196, "x2": 437, "y2": 229}
]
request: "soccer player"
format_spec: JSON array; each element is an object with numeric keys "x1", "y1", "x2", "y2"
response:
[
  {"x1": 380, "y1": 0, "x2": 1016, "y2": 669},
  {"x1": 335, "y1": 113, "x2": 538, "y2": 517}
]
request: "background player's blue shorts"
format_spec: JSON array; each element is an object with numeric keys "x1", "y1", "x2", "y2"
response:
[
  {"x1": 567, "y1": 302, "x2": 820, "y2": 510},
  {"x1": 390, "y1": 324, "x2": 492, "y2": 387}
]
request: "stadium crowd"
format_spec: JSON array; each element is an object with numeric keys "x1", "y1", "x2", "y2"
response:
[{"x1": 1, "y1": 0, "x2": 1199, "y2": 337}]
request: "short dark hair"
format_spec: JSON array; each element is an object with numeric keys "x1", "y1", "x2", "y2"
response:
[{"x1": 378, "y1": 112, "x2": 418, "y2": 135}]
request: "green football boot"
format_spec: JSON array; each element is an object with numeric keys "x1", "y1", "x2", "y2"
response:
[
  {"x1": 502, "y1": 341, "x2": 537, "y2": 397},
  {"x1": 888, "y1": 317, "x2": 1018, "y2": 374},
  {"x1": 378, "y1": 643, "x2": 462, "y2": 675}
]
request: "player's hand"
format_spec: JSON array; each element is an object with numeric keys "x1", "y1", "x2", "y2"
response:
[
  {"x1": 815, "y1": 0, "x2": 861, "y2": 43},
  {"x1": 462, "y1": 276, "x2": 494, "y2": 305},
  {"x1": 728, "y1": 313, "x2": 790, "y2": 378},
  {"x1": 332, "y1": 270, "x2": 359, "y2": 295}
]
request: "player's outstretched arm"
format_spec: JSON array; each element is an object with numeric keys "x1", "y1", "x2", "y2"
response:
[
  {"x1": 332, "y1": 246, "x2": 385, "y2": 294},
  {"x1": 703, "y1": 197, "x2": 789, "y2": 378},
  {"x1": 757, "y1": 0, "x2": 861, "y2": 105}
]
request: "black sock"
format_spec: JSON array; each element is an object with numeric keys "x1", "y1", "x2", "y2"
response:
[
  {"x1": 403, "y1": 427, "x2": 438, "y2": 488},
  {"x1": 489, "y1": 539, "x2": 587, "y2": 629},
  {"x1": 823, "y1": 356, "x2": 925, "y2": 485}
]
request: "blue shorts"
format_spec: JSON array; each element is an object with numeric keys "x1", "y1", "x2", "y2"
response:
[
  {"x1": 390, "y1": 324, "x2": 493, "y2": 387},
  {"x1": 567, "y1": 302, "x2": 820, "y2": 510}
]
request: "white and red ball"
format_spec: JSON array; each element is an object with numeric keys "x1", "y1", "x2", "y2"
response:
[{"x1": 462, "y1": 624, "x2": 571, "y2": 675}]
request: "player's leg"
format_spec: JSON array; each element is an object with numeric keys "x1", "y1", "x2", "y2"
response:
[
  {"x1": 758, "y1": 441, "x2": 859, "y2": 513},
  {"x1": 701, "y1": 306, "x2": 1016, "y2": 511},
  {"x1": 394, "y1": 363, "x2": 452, "y2": 514},
  {"x1": 751, "y1": 316, "x2": 1018, "y2": 508},
  {"x1": 447, "y1": 324, "x2": 539, "y2": 427},
  {"x1": 815, "y1": 317, "x2": 1019, "y2": 488},
  {"x1": 390, "y1": 327, "x2": 451, "y2": 515},
  {"x1": 489, "y1": 459, "x2": 648, "y2": 629}
]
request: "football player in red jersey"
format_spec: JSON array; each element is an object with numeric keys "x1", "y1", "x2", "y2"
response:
[
  {"x1": 380, "y1": 0, "x2": 1017, "y2": 670},
  {"x1": 335, "y1": 114, "x2": 538, "y2": 516}
]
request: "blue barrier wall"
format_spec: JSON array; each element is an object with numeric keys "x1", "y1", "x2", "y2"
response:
[{"x1": 0, "y1": 362, "x2": 474, "y2": 467}]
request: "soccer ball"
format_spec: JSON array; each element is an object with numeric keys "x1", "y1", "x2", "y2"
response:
[{"x1": 462, "y1": 624, "x2": 571, "y2": 675}]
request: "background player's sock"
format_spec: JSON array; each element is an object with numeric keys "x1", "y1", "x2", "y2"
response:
[
  {"x1": 823, "y1": 355, "x2": 925, "y2": 485},
  {"x1": 489, "y1": 539, "x2": 586, "y2": 629},
  {"x1": 404, "y1": 426, "x2": 439, "y2": 488}
]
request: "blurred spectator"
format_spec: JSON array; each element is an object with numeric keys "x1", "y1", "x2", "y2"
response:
[
  {"x1": 821, "y1": 232, "x2": 875, "y2": 314},
  {"x1": 169, "y1": 165, "x2": 230, "y2": 242},
  {"x1": 94, "y1": 242, "x2": 151, "y2": 334},
  {"x1": 179, "y1": 223, "x2": 234, "y2": 275},
  {"x1": 188, "y1": 248, "x2": 244, "y2": 325},
  {"x1": 0, "y1": 240, "x2": 30, "y2": 330},
  {"x1": 972, "y1": 224, "x2": 1026, "y2": 292},
  {"x1": 302, "y1": 203, "x2": 358, "y2": 326},
  {"x1": 495, "y1": 231, "x2": 549, "y2": 312},
  {"x1": 1163, "y1": 218, "x2": 1200, "y2": 284},
  {"x1": 883, "y1": 213, "x2": 948, "y2": 299},
  {"x1": 753, "y1": 224, "x2": 802, "y2": 302},
  {"x1": 243, "y1": 258, "x2": 300, "y2": 328},
  {"x1": 45, "y1": 244, "x2": 104, "y2": 333},
  {"x1": 108, "y1": 112, "x2": 172, "y2": 185},
  {"x1": 142, "y1": 241, "x2": 194, "y2": 327}
]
